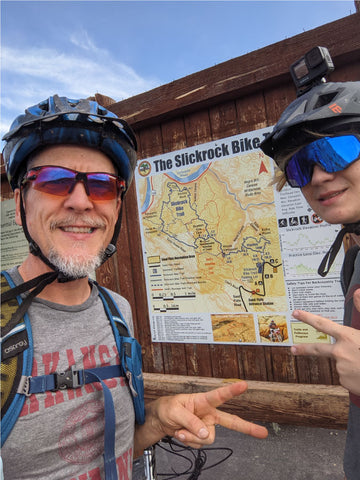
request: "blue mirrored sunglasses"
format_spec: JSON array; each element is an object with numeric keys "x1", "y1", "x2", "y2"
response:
[{"x1": 285, "y1": 135, "x2": 360, "y2": 188}]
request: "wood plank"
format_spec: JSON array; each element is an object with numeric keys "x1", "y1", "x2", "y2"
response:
[
  {"x1": 236, "y1": 91, "x2": 268, "y2": 132},
  {"x1": 143, "y1": 373, "x2": 349, "y2": 429},
  {"x1": 209, "y1": 344, "x2": 239, "y2": 379},
  {"x1": 184, "y1": 344, "x2": 213, "y2": 377},
  {"x1": 295, "y1": 356, "x2": 334, "y2": 385},
  {"x1": 237, "y1": 345, "x2": 269, "y2": 382},
  {"x1": 127, "y1": 130, "x2": 165, "y2": 373},
  {"x1": 96, "y1": 253, "x2": 120, "y2": 294},
  {"x1": 209, "y1": 101, "x2": 239, "y2": 139},
  {"x1": 161, "y1": 118, "x2": 187, "y2": 153},
  {"x1": 267, "y1": 347, "x2": 298, "y2": 383},
  {"x1": 137, "y1": 125, "x2": 164, "y2": 159},
  {"x1": 0, "y1": 178, "x2": 13, "y2": 200},
  {"x1": 262, "y1": 82, "x2": 296, "y2": 126},
  {"x1": 330, "y1": 57, "x2": 360, "y2": 82},
  {"x1": 162, "y1": 344, "x2": 188, "y2": 376},
  {"x1": 184, "y1": 110, "x2": 212, "y2": 146},
  {"x1": 115, "y1": 190, "x2": 142, "y2": 335}
]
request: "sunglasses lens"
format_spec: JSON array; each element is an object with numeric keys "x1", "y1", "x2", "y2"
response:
[
  {"x1": 286, "y1": 135, "x2": 360, "y2": 188},
  {"x1": 87, "y1": 174, "x2": 119, "y2": 200},
  {"x1": 30, "y1": 167, "x2": 74, "y2": 195},
  {"x1": 285, "y1": 154, "x2": 313, "y2": 188}
]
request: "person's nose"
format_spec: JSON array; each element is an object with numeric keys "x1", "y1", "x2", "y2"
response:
[
  {"x1": 63, "y1": 181, "x2": 94, "y2": 211},
  {"x1": 310, "y1": 164, "x2": 336, "y2": 185}
]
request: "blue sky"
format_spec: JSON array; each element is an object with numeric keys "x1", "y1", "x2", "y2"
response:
[{"x1": 1, "y1": 0, "x2": 356, "y2": 140}]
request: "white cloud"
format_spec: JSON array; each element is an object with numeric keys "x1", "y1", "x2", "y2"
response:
[
  {"x1": 0, "y1": 38, "x2": 161, "y2": 139},
  {"x1": 69, "y1": 29, "x2": 101, "y2": 53}
]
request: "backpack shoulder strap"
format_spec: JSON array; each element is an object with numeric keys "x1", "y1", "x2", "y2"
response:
[
  {"x1": 341, "y1": 245, "x2": 360, "y2": 295},
  {"x1": 1, "y1": 271, "x2": 34, "y2": 446},
  {"x1": 96, "y1": 284, "x2": 145, "y2": 425},
  {"x1": 96, "y1": 284, "x2": 131, "y2": 340}
]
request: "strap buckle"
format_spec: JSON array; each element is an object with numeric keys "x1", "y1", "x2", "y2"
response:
[
  {"x1": 17, "y1": 376, "x2": 31, "y2": 396},
  {"x1": 55, "y1": 365, "x2": 83, "y2": 390}
]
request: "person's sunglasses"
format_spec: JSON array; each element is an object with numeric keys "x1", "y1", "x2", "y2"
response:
[
  {"x1": 285, "y1": 135, "x2": 360, "y2": 188},
  {"x1": 22, "y1": 165, "x2": 126, "y2": 201}
]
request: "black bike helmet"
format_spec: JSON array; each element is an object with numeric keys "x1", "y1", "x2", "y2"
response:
[
  {"x1": 260, "y1": 81, "x2": 360, "y2": 277},
  {"x1": 260, "y1": 81, "x2": 360, "y2": 171},
  {"x1": 2, "y1": 94, "x2": 137, "y2": 191}
]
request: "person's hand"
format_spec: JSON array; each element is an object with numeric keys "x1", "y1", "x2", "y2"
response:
[
  {"x1": 291, "y1": 289, "x2": 360, "y2": 395},
  {"x1": 134, "y1": 381, "x2": 268, "y2": 456},
  {"x1": 155, "y1": 381, "x2": 268, "y2": 447}
]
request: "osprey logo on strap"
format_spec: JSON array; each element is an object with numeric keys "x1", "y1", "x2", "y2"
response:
[{"x1": 2, "y1": 327, "x2": 28, "y2": 359}]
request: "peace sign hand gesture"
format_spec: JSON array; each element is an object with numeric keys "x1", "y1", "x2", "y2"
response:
[{"x1": 291, "y1": 288, "x2": 360, "y2": 395}]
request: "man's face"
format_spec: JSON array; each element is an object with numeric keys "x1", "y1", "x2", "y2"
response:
[
  {"x1": 15, "y1": 145, "x2": 121, "y2": 276},
  {"x1": 301, "y1": 158, "x2": 360, "y2": 225}
]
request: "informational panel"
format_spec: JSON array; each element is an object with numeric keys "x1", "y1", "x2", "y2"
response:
[
  {"x1": 135, "y1": 127, "x2": 344, "y2": 346},
  {"x1": 1, "y1": 199, "x2": 29, "y2": 270}
]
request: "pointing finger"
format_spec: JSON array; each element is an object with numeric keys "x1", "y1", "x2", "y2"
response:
[
  {"x1": 291, "y1": 342, "x2": 334, "y2": 358},
  {"x1": 292, "y1": 309, "x2": 342, "y2": 340},
  {"x1": 214, "y1": 410, "x2": 268, "y2": 439},
  {"x1": 202, "y1": 381, "x2": 249, "y2": 409},
  {"x1": 175, "y1": 411, "x2": 268, "y2": 445}
]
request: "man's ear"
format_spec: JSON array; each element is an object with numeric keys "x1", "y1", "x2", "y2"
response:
[
  {"x1": 14, "y1": 189, "x2": 23, "y2": 226},
  {"x1": 116, "y1": 195, "x2": 123, "y2": 215}
]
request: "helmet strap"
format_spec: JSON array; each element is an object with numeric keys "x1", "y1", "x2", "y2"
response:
[
  {"x1": 105, "y1": 201, "x2": 124, "y2": 259},
  {"x1": 318, "y1": 222, "x2": 360, "y2": 277}
]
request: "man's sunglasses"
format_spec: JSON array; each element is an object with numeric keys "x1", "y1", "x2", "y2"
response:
[
  {"x1": 285, "y1": 135, "x2": 360, "y2": 188},
  {"x1": 22, "y1": 165, "x2": 126, "y2": 201}
]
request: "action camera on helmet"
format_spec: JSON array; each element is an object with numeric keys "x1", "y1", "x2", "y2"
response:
[{"x1": 290, "y1": 46, "x2": 334, "y2": 96}]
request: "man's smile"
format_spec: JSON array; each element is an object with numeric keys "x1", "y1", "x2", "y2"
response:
[{"x1": 60, "y1": 226, "x2": 96, "y2": 234}]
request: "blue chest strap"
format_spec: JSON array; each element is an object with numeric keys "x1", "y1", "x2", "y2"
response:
[{"x1": 19, "y1": 364, "x2": 122, "y2": 480}]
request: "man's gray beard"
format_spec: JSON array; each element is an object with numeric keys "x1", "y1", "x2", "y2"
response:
[{"x1": 48, "y1": 246, "x2": 105, "y2": 278}]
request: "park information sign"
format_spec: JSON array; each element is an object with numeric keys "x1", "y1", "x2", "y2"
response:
[
  {"x1": 1, "y1": 200, "x2": 29, "y2": 270},
  {"x1": 135, "y1": 127, "x2": 344, "y2": 346}
]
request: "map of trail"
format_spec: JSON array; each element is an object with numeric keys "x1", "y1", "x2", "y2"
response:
[{"x1": 137, "y1": 151, "x2": 287, "y2": 315}]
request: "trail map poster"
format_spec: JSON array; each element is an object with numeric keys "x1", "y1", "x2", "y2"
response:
[{"x1": 135, "y1": 127, "x2": 345, "y2": 346}]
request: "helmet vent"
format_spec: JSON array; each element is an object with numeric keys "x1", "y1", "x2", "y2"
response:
[
  {"x1": 313, "y1": 92, "x2": 338, "y2": 109},
  {"x1": 38, "y1": 101, "x2": 48, "y2": 112}
]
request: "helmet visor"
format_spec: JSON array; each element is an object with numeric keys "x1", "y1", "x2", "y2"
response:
[{"x1": 285, "y1": 135, "x2": 360, "y2": 188}]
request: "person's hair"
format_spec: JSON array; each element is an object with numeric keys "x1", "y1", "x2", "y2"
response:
[{"x1": 271, "y1": 167, "x2": 288, "y2": 192}]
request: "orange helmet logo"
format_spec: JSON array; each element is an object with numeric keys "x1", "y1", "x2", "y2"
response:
[{"x1": 328, "y1": 103, "x2": 342, "y2": 114}]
